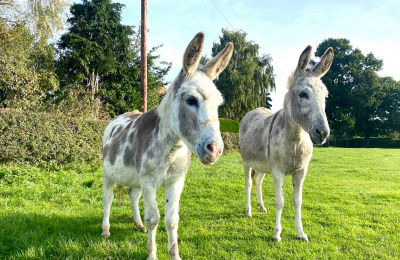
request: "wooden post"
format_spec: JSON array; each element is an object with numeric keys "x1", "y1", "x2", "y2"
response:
[{"x1": 141, "y1": 0, "x2": 147, "y2": 112}]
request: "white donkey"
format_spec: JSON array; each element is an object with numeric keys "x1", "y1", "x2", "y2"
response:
[
  {"x1": 101, "y1": 32, "x2": 233, "y2": 260},
  {"x1": 240, "y1": 46, "x2": 333, "y2": 242}
]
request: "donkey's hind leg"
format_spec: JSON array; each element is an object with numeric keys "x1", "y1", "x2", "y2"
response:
[
  {"x1": 244, "y1": 164, "x2": 253, "y2": 217},
  {"x1": 102, "y1": 177, "x2": 114, "y2": 237},
  {"x1": 128, "y1": 187, "x2": 146, "y2": 233},
  {"x1": 254, "y1": 172, "x2": 267, "y2": 213}
]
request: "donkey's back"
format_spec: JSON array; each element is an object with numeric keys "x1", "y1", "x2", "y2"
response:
[{"x1": 103, "y1": 110, "x2": 142, "y2": 149}]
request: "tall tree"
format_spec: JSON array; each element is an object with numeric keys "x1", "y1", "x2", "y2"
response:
[
  {"x1": 0, "y1": 0, "x2": 68, "y2": 42},
  {"x1": 0, "y1": 0, "x2": 65, "y2": 109},
  {"x1": 315, "y1": 38, "x2": 385, "y2": 146},
  {"x1": 211, "y1": 29, "x2": 275, "y2": 121},
  {"x1": 57, "y1": 0, "x2": 134, "y2": 118},
  {"x1": 57, "y1": 0, "x2": 170, "y2": 119},
  {"x1": 377, "y1": 77, "x2": 400, "y2": 136}
]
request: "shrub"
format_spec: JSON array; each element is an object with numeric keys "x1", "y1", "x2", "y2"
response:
[
  {"x1": 221, "y1": 132, "x2": 239, "y2": 153},
  {"x1": 0, "y1": 109, "x2": 108, "y2": 165},
  {"x1": 219, "y1": 118, "x2": 239, "y2": 133}
]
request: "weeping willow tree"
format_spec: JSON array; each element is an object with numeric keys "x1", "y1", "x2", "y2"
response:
[
  {"x1": 211, "y1": 29, "x2": 275, "y2": 121},
  {"x1": 0, "y1": 0, "x2": 68, "y2": 109}
]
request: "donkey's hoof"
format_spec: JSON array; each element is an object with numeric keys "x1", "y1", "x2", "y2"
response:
[
  {"x1": 257, "y1": 203, "x2": 267, "y2": 213},
  {"x1": 101, "y1": 231, "x2": 110, "y2": 237},
  {"x1": 137, "y1": 225, "x2": 147, "y2": 233},
  {"x1": 298, "y1": 233, "x2": 309, "y2": 242},
  {"x1": 271, "y1": 235, "x2": 282, "y2": 242},
  {"x1": 146, "y1": 255, "x2": 158, "y2": 260},
  {"x1": 245, "y1": 209, "x2": 252, "y2": 218}
]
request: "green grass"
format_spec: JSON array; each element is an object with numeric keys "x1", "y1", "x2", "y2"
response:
[
  {"x1": 1, "y1": 148, "x2": 400, "y2": 259},
  {"x1": 219, "y1": 118, "x2": 239, "y2": 133}
]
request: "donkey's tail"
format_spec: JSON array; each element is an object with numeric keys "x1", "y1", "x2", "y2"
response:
[{"x1": 117, "y1": 185, "x2": 124, "y2": 206}]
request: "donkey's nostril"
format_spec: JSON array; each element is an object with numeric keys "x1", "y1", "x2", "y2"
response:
[
  {"x1": 206, "y1": 144, "x2": 214, "y2": 154},
  {"x1": 316, "y1": 128, "x2": 321, "y2": 135}
]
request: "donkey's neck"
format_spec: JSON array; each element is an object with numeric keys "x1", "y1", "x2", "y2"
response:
[
  {"x1": 156, "y1": 84, "x2": 185, "y2": 150},
  {"x1": 281, "y1": 109, "x2": 309, "y2": 144}
]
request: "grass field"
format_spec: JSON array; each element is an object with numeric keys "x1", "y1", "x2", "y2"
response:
[{"x1": 1, "y1": 148, "x2": 399, "y2": 259}]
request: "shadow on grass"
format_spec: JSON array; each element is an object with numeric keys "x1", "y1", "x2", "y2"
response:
[{"x1": 0, "y1": 211, "x2": 148, "y2": 259}]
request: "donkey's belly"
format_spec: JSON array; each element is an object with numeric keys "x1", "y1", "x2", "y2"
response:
[
  {"x1": 103, "y1": 158, "x2": 142, "y2": 188},
  {"x1": 246, "y1": 159, "x2": 273, "y2": 174}
]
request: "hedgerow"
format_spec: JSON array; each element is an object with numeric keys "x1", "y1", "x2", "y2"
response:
[{"x1": 0, "y1": 109, "x2": 108, "y2": 165}]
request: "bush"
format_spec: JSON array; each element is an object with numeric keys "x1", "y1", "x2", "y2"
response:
[
  {"x1": 219, "y1": 118, "x2": 239, "y2": 133},
  {"x1": 221, "y1": 132, "x2": 239, "y2": 153},
  {"x1": 0, "y1": 109, "x2": 108, "y2": 165}
]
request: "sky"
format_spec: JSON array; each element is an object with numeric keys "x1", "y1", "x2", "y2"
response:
[{"x1": 116, "y1": 0, "x2": 400, "y2": 112}]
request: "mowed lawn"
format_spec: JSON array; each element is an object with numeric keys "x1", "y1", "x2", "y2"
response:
[{"x1": 1, "y1": 148, "x2": 399, "y2": 259}]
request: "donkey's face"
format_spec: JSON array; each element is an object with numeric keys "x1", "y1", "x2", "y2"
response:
[
  {"x1": 285, "y1": 46, "x2": 334, "y2": 145},
  {"x1": 169, "y1": 32, "x2": 234, "y2": 165}
]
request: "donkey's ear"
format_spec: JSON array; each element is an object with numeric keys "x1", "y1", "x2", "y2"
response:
[
  {"x1": 293, "y1": 45, "x2": 312, "y2": 79},
  {"x1": 183, "y1": 32, "x2": 204, "y2": 77},
  {"x1": 204, "y1": 42, "x2": 234, "y2": 80},
  {"x1": 312, "y1": 47, "x2": 334, "y2": 78}
]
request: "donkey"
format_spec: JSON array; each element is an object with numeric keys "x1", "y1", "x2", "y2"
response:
[
  {"x1": 101, "y1": 32, "x2": 233, "y2": 260},
  {"x1": 239, "y1": 46, "x2": 333, "y2": 242}
]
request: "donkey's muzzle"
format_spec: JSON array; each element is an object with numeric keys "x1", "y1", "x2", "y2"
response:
[
  {"x1": 198, "y1": 141, "x2": 223, "y2": 165},
  {"x1": 311, "y1": 125, "x2": 330, "y2": 145}
]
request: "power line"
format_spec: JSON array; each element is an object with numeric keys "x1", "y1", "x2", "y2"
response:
[{"x1": 208, "y1": 0, "x2": 235, "y2": 30}]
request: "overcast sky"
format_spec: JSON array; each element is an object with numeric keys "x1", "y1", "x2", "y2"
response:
[{"x1": 116, "y1": 0, "x2": 400, "y2": 112}]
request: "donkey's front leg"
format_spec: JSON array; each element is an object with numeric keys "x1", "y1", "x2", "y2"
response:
[
  {"x1": 164, "y1": 177, "x2": 185, "y2": 260},
  {"x1": 142, "y1": 185, "x2": 160, "y2": 260},
  {"x1": 292, "y1": 169, "x2": 308, "y2": 242},
  {"x1": 271, "y1": 171, "x2": 285, "y2": 241}
]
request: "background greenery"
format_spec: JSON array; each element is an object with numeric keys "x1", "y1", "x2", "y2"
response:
[
  {"x1": 219, "y1": 118, "x2": 240, "y2": 133},
  {"x1": 0, "y1": 109, "x2": 108, "y2": 165},
  {"x1": 1, "y1": 148, "x2": 399, "y2": 259}
]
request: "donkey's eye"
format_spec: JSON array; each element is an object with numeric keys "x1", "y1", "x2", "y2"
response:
[
  {"x1": 299, "y1": 91, "x2": 308, "y2": 99},
  {"x1": 186, "y1": 96, "x2": 198, "y2": 107}
]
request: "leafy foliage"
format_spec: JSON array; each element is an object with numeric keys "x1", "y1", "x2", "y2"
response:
[
  {"x1": 0, "y1": 109, "x2": 107, "y2": 165},
  {"x1": 0, "y1": 0, "x2": 64, "y2": 110},
  {"x1": 212, "y1": 29, "x2": 275, "y2": 121},
  {"x1": 315, "y1": 38, "x2": 400, "y2": 145},
  {"x1": 56, "y1": 0, "x2": 170, "y2": 119},
  {"x1": 219, "y1": 118, "x2": 239, "y2": 133}
]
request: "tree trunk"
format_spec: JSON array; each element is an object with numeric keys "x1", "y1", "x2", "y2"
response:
[{"x1": 87, "y1": 69, "x2": 100, "y2": 119}]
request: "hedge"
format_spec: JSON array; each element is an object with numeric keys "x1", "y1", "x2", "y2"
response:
[
  {"x1": 331, "y1": 137, "x2": 400, "y2": 148},
  {"x1": 0, "y1": 109, "x2": 108, "y2": 165},
  {"x1": 219, "y1": 118, "x2": 239, "y2": 133},
  {"x1": 0, "y1": 109, "x2": 240, "y2": 166}
]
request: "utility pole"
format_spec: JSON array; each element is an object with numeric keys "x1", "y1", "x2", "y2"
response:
[{"x1": 141, "y1": 0, "x2": 147, "y2": 112}]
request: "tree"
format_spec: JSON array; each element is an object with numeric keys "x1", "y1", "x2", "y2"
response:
[
  {"x1": 57, "y1": 0, "x2": 134, "y2": 118},
  {"x1": 0, "y1": 0, "x2": 68, "y2": 42},
  {"x1": 57, "y1": 0, "x2": 170, "y2": 119},
  {"x1": 377, "y1": 77, "x2": 400, "y2": 136},
  {"x1": 0, "y1": 0, "x2": 65, "y2": 109},
  {"x1": 315, "y1": 38, "x2": 386, "y2": 146},
  {"x1": 211, "y1": 29, "x2": 275, "y2": 121}
]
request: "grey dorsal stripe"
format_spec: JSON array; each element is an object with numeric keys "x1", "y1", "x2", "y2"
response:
[{"x1": 267, "y1": 111, "x2": 280, "y2": 158}]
